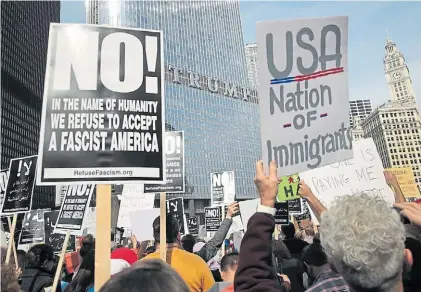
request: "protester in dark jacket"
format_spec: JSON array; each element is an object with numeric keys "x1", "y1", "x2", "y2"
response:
[
  {"x1": 19, "y1": 244, "x2": 61, "y2": 292},
  {"x1": 234, "y1": 161, "x2": 291, "y2": 292},
  {"x1": 281, "y1": 223, "x2": 309, "y2": 259}
]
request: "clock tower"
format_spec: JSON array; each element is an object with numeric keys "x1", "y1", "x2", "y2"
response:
[{"x1": 384, "y1": 34, "x2": 416, "y2": 103}]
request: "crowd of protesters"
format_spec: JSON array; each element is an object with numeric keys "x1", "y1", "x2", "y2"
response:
[{"x1": 1, "y1": 160, "x2": 421, "y2": 292}]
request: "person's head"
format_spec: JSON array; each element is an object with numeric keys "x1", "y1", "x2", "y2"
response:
[
  {"x1": 321, "y1": 194, "x2": 411, "y2": 291},
  {"x1": 16, "y1": 249, "x2": 26, "y2": 275},
  {"x1": 98, "y1": 259, "x2": 189, "y2": 292},
  {"x1": 301, "y1": 242, "x2": 328, "y2": 278},
  {"x1": 152, "y1": 214, "x2": 180, "y2": 244},
  {"x1": 272, "y1": 239, "x2": 291, "y2": 270},
  {"x1": 1, "y1": 263, "x2": 20, "y2": 292},
  {"x1": 219, "y1": 252, "x2": 239, "y2": 282},
  {"x1": 181, "y1": 234, "x2": 196, "y2": 253},
  {"x1": 25, "y1": 244, "x2": 56, "y2": 274},
  {"x1": 66, "y1": 250, "x2": 95, "y2": 292},
  {"x1": 281, "y1": 223, "x2": 295, "y2": 240},
  {"x1": 80, "y1": 234, "x2": 95, "y2": 259},
  {"x1": 141, "y1": 246, "x2": 156, "y2": 259},
  {"x1": 404, "y1": 237, "x2": 421, "y2": 290}
]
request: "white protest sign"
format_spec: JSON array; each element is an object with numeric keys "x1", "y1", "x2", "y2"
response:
[
  {"x1": 299, "y1": 138, "x2": 394, "y2": 210},
  {"x1": 257, "y1": 16, "x2": 352, "y2": 176},
  {"x1": 128, "y1": 208, "x2": 160, "y2": 241},
  {"x1": 117, "y1": 184, "x2": 155, "y2": 228},
  {"x1": 82, "y1": 207, "x2": 96, "y2": 236},
  {"x1": 211, "y1": 171, "x2": 235, "y2": 206},
  {"x1": 238, "y1": 199, "x2": 260, "y2": 232}
]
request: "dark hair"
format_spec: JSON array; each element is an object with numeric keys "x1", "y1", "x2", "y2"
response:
[
  {"x1": 16, "y1": 249, "x2": 26, "y2": 270},
  {"x1": 272, "y1": 239, "x2": 292, "y2": 261},
  {"x1": 152, "y1": 214, "x2": 179, "y2": 243},
  {"x1": 80, "y1": 234, "x2": 95, "y2": 259},
  {"x1": 301, "y1": 242, "x2": 327, "y2": 267},
  {"x1": 220, "y1": 252, "x2": 239, "y2": 272},
  {"x1": 181, "y1": 234, "x2": 196, "y2": 253},
  {"x1": 25, "y1": 244, "x2": 54, "y2": 270},
  {"x1": 65, "y1": 250, "x2": 95, "y2": 292},
  {"x1": 141, "y1": 246, "x2": 156, "y2": 259},
  {"x1": 404, "y1": 237, "x2": 421, "y2": 290},
  {"x1": 99, "y1": 259, "x2": 189, "y2": 292},
  {"x1": 281, "y1": 223, "x2": 295, "y2": 240},
  {"x1": 1, "y1": 263, "x2": 20, "y2": 292}
]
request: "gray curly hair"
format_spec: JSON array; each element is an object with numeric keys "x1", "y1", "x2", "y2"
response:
[{"x1": 320, "y1": 194, "x2": 405, "y2": 291}]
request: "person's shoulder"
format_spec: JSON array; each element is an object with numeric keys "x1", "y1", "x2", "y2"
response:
[
  {"x1": 176, "y1": 248, "x2": 207, "y2": 264},
  {"x1": 142, "y1": 252, "x2": 159, "y2": 260}
]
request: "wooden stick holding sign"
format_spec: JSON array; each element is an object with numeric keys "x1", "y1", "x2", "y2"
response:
[
  {"x1": 95, "y1": 185, "x2": 112, "y2": 291},
  {"x1": 7, "y1": 217, "x2": 18, "y2": 269},
  {"x1": 160, "y1": 192, "x2": 166, "y2": 262},
  {"x1": 221, "y1": 206, "x2": 225, "y2": 255},
  {"x1": 51, "y1": 231, "x2": 70, "y2": 292},
  {"x1": 5, "y1": 213, "x2": 17, "y2": 264}
]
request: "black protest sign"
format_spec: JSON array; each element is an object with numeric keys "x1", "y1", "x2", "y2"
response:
[
  {"x1": 0, "y1": 169, "x2": 9, "y2": 210},
  {"x1": 187, "y1": 217, "x2": 198, "y2": 236},
  {"x1": 144, "y1": 131, "x2": 185, "y2": 193},
  {"x1": 166, "y1": 197, "x2": 185, "y2": 234},
  {"x1": 287, "y1": 198, "x2": 303, "y2": 214},
  {"x1": 19, "y1": 209, "x2": 50, "y2": 244},
  {"x1": 37, "y1": 23, "x2": 165, "y2": 185},
  {"x1": 294, "y1": 200, "x2": 311, "y2": 222},
  {"x1": 44, "y1": 211, "x2": 76, "y2": 253},
  {"x1": 56, "y1": 185, "x2": 94, "y2": 233},
  {"x1": 274, "y1": 202, "x2": 289, "y2": 225},
  {"x1": 2, "y1": 156, "x2": 38, "y2": 214},
  {"x1": 211, "y1": 171, "x2": 235, "y2": 206},
  {"x1": 205, "y1": 207, "x2": 222, "y2": 232}
]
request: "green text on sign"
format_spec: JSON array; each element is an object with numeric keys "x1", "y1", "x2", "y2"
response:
[{"x1": 277, "y1": 174, "x2": 300, "y2": 202}]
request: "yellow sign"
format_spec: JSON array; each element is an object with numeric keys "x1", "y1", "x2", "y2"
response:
[{"x1": 386, "y1": 167, "x2": 420, "y2": 198}]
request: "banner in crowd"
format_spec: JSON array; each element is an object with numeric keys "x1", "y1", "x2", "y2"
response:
[
  {"x1": 386, "y1": 167, "x2": 420, "y2": 198},
  {"x1": 288, "y1": 198, "x2": 303, "y2": 214},
  {"x1": 55, "y1": 185, "x2": 67, "y2": 207},
  {"x1": 55, "y1": 184, "x2": 94, "y2": 233},
  {"x1": 117, "y1": 184, "x2": 155, "y2": 228},
  {"x1": 211, "y1": 171, "x2": 235, "y2": 205},
  {"x1": 257, "y1": 16, "x2": 352, "y2": 176},
  {"x1": 2, "y1": 156, "x2": 38, "y2": 214},
  {"x1": 82, "y1": 207, "x2": 96, "y2": 236},
  {"x1": 19, "y1": 209, "x2": 50, "y2": 244},
  {"x1": 0, "y1": 170, "x2": 8, "y2": 210},
  {"x1": 277, "y1": 174, "x2": 300, "y2": 201},
  {"x1": 144, "y1": 131, "x2": 185, "y2": 193},
  {"x1": 274, "y1": 202, "x2": 289, "y2": 225},
  {"x1": 300, "y1": 138, "x2": 395, "y2": 209},
  {"x1": 37, "y1": 23, "x2": 165, "y2": 185},
  {"x1": 44, "y1": 210, "x2": 76, "y2": 253},
  {"x1": 205, "y1": 206, "x2": 222, "y2": 232},
  {"x1": 166, "y1": 197, "x2": 186, "y2": 234},
  {"x1": 187, "y1": 217, "x2": 198, "y2": 236},
  {"x1": 129, "y1": 208, "x2": 160, "y2": 241}
]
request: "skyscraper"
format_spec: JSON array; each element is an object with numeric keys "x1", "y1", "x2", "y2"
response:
[
  {"x1": 362, "y1": 36, "x2": 421, "y2": 193},
  {"x1": 349, "y1": 99, "x2": 372, "y2": 126},
  {"x1": 1, "y1": 1, "x2": 61, "y2": 209},
  {"x1": 86, "y1": 1, "x2": 260, "y2": 217},
  {"x1": 245, "y1": 43, "x2": 258, "y2": 89}
]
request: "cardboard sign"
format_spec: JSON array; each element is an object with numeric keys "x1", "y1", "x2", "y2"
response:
[
  {"x1": 19, "y1": 209, "x2": 50, "y2": 244},
  {"x1": 288, "y1": 198, "x2": 303, "y2": 214},
  {"x1": 44, "y1": 211, "x2": 75, "y2": 253},
  {"x1": 187, "y1": 217, "x2": 198, "y2": 236},
  {"x1": 300, "y1": 138, "x2": 394, "y2": 209},
  {"x1": 211, "y1": 171, "x2": 235, "y2": 206},
  {"x1": 0, "y1": 170, "x2": 8, "y2": 209},
  {"x1": 166, "y1": 197, "x2": 185, "y2": 234},
  {"x1": 2, "y1": 156, "x2": 38, "y2": 214},
  {"x1": 144, "y1": 131, "x2": 185, "y2": 193},
  {"x1": 205, "y1": 207, "x2": 222, "y2": 232},
  {"x1": 56, "y1": 185, "x2": 94, "y2": 234},
  {"x1": 277, "y1": 174, "x2": 300, "y2": 201},
  {"x1": 386, "y1": 167, "x2": 420, "y2": 198},
  {"x1": 274, "y1": 202, "x2": 289, "y2": 225},
  {"x1": 37, "y1": 23, "x2": 165, "y2": 185},
  {"x1": 257, "y1": 16, "x2": 352, "y2": 176}
]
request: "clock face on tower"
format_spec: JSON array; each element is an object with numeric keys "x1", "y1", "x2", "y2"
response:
[{"x1": 392, "y1": 72, "x2": 402, "y2": 80}]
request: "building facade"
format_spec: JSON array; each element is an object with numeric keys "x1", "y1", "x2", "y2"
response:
[
  {"x1": 245, "y1": 43, "x2": 258, "y2": 89},
  {"x1": 86, "y1": 1, "x2": 260, "y2": 217},
  {"x1": 349, "y1": 99, "x2": 372, "y2": 126},
  {"x1": 362, "y1": 37, "x2": 421, "y2": 193},
  {"x1": 1, "y1": 1, "x2": 60, "y2": 209}
]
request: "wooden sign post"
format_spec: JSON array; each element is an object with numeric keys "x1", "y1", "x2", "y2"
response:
[
  {"x1": 95, "y1": 184, "x2": 112, "y2": 292},
  {"x1": 5, "y1": 213, "x2": 17, "y2": 264},
  {"x1": 7, "y1": 217, "x2": 18, "y2": 268},
  {"x1": 159, "y1": 192, "x2": 166, "y2": 262},
  {"x1": 52, "y1": 231, "x2": 70, "y2": 292}
]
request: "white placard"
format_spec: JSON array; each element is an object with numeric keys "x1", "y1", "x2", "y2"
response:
[
  {"x1": 257, "y1": 16, "x2": 352, "y2": 176},
  {"x1": 299, "y1": 138, "x2": 394, "y2": 210},
  {"x1": 128, "y1": 208, "x2": 160, "y2": 241},
  {"x1": 238, "y1": 199, "x2": 260, "y2": 232}
]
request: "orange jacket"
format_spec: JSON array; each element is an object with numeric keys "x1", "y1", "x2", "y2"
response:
[{"x1": 221, "y1": 284, "x2": 234, "y2": 292}]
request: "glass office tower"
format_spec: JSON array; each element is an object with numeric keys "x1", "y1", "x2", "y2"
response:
[
  {"x1": 86, "y1": 1, "x2": 260, "y2": 216},
  {"x1": 1, "y1": 1, "x2": 60, "y2": 209}
]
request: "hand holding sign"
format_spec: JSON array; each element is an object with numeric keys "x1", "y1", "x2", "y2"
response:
[
  {"x1": 226, "y1": 202, "x2": 239, "y2": 219},
  {"x1": 254, "y1": 160, "x2": 281, "y2": 208},
  {"x1": 384, "y1": 171, "x2": 399, "y2": 187},
  {"x1": 393, "y1": 202, "x2": 421, "y2": 226}
]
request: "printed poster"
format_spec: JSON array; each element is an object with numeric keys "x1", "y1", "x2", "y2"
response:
[
  {"x1": 277, "y1": 174, "x2": 300, "y2": 201},
  {"x1": 44, "y1": 211, "x2": 76, "y2": 253},
  {"x1": 37, "y1": 23, "x2": 165, "y2": 185},
  {"x1": 0, "y1": 170, "x2": 8, "y2": 209},
  {"x1": 1, "y1": 156, "x2": 38, "y2": 214},
  {"x1": 205, "y1": 206, "x2": 222, "y2": 232},
  {"x1": 144, "y1": 131, "x2": 185, "y2": 193},
  {"x1": 19, "y1": 209, "x2": 50, "y2": 244},
  {"x1": 55, "y1": 184, "x2": 94, "y2": 233},
  {"x1": 187, "y1": 217, "x2": 198, "y2": 236},
  {"x1": 166, "y1": 197, "x2": 185, "y2": 234},
  {"x1": 55, "y1": 185, "x2": 67, "y2": 207},
  {"x1": 211, "y1": 171, "x2": 235, "y2": 206},
  {"x1": 299, "y1": 138, "x2": 394, "y2": 209},
  {"x1": 257, "y1": 16, "x2": 352, "y2": 176},
  {"x1": 386, "y1": 167, "x2": 420, "y2": 198},
  {"x1": 288, "y1": 198, "x2": 303, "y2": 214},
  {"x1": 274, "y1": 202, "x2": 289, "y2": 225}
]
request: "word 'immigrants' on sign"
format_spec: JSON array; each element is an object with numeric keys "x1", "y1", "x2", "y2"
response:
[{"x1": 258, "y1": 17, "x2": 352, "y2": 176}]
